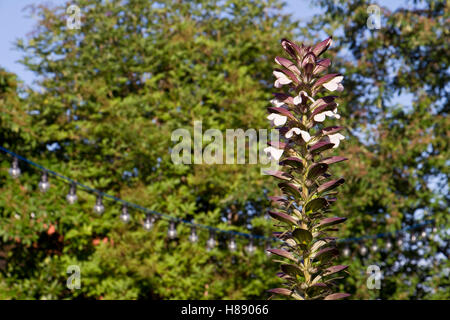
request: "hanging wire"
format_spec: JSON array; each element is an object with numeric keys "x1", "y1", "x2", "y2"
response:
[{"x1": 0, "y1": 146, "x2": 438, "y2": 245}]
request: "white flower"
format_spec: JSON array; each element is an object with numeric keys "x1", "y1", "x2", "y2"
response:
[
  {"x1": 293, "y1": 91, "x2": 315, "y2": 105},
  {"x1": 285, "y1": 127, "x2": 311, "y2": 142},
  {"x1": 263, "y1": 146, "x2": 284, "y2": 161},
  {"x1": 270, "y1": 98, "x2": 285, "y2": 108},
  {"x1": 313, "y1": 107, "x2": 341, "y2": 122},
  {"x1": 323, "y1": 75, "x2": 344, "y2": 92},
  {"x1": 327, "y1": 133, "x2": 345, "y2": 148},
  {"x1": 267, "y1": 113, "x2": 287, "y2": 126},
  {"x1": 273, "y1": 70, "x2": 292, "y2": 88}
]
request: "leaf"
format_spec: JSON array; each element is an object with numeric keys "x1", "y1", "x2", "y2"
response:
[
  {"x1": 268, "y1": 288, "x2": 304, "y2": 300},
  {"x1": 310, "y1": 95, "x2": 337, "y2": 110},
  {"x1": 274, "y1": 68, "x2": 300, "y2": 85},
  {"x1": 317, "y1": 217, "x2": 347, "y2": 228},
  {"x1": 280, "y1": 38, "x2": 304, "y2": 60},
  {"x1": 324, "y1": 293, "x2": 351, "y2": 300},
  {"x1": 320, "y1": 156, "x2": 348, "y2": 165},
  {"x1": 310, "y1": 102, "x2": 338, "y2": 118},
  {"x1": 268, "y1": 196, "x2": 288, "y2": 204},
  {"x1": 279, "y1": 157, "x2": 304, "y2": 170},
  {"x1": 267, "y1": 249, "x2": 297, "y2": 262},
  {"x1": 280, "y1": 264, "x2": 303, "y2": 277},
  {"x1": 317, "y1": 178, "x2": 345, "y2": 193},
  {"x1": 314, "y1": 58, "x2": 331, "y2": 74},
  {"x1": 321, "y1": 126, "x2": 345, "y2": 135},
  {"x1": 313, "y1": 247, "x2": 339, "y2": 261},
  {"x1": 312, "y1": 37, "x2": 332, "y2": 57},
  {"x1": 278, "y1": 182, "x2": 301, "y2": 198},
  {"x1": 272, "y1": 92, "x2": 295, "y2": 105},
  {"x1": 308, "y1": 140, "x2": 335, "y2": 154},
  {"x1": 292, "y1": 228, "x2": 313, "y2": 245},
  {"x1": 269, "y1": 211, "x2": 298, "y2": 226},
  {"x1": 323, "y1": 265, "x2": 349, "y2": 276},
  {"x1": 305, "y1": 198, "x2": 328, "y2": 212},
  {"x1": 264, "y1": 170, "x2": 293, "y2": 181},
  {"x1": 267, "y1": 106, "x2": 296, "y2": 120},
  {"x1": 275, "y1": 56, "x2": 301, "y2": 75},
  {"x1": 314, "y1": 73, "x2": 341, "y2": 89},
  {"x1": 307, "y1": 163, "x2": 328, "y2": 180}
]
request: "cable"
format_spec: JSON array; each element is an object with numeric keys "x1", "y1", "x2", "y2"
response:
[{"x1": 0, "y1": 145, "x2": 436, "y2": 244}]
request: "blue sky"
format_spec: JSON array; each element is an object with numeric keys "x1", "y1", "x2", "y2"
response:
[{"x1": 0, "y1": 0, "x2": 411, "y2": 86}]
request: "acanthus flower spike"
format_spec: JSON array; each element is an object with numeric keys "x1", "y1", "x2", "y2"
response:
[{"x1": 266, "y1": 36, "x2": 349, "y2": 300}]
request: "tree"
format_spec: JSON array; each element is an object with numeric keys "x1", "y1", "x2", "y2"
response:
[
  {"x1": 307, "y1": 0, "x2": 449, "y2": 299},
  {"x1": 0, "y1": 0, "x2": 298, "y2": 299}
]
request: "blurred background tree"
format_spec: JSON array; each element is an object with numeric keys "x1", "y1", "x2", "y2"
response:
[{"x1": 0, "y1": 0, "x2": 448, "y2": 299}]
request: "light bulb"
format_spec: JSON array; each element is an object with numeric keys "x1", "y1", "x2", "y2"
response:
[
  {"x1": 385, "y1": 240, "x2": 393, "y2": 250},
  {"x1": 168, "y1": 222, "x2": 177, "y2": 239},
  {"x1": 420, "y1": 231, "x2": 427, "y2": 239},
  {"x1": 9, "y1": 157, "x2": 21, "y2": 179},
  {"x1": 371, "y1": 242, "x2": 378, "y2": 253},
  {"x1": 396, "y1": 238, "x2": 404, "y2": 248},
  {"x1": 143, "y1": 215, "x2": 155, "y2": 231},
  {"x1": 66, "y1": 183, "x2": 77, "y2": 204},
  {"x1": 359, "y1": 245, "x2": 368, "y2": 256},
  {"x1": 189, "y1": 227, "x2": 198, "y2": 243},
  {"x1": 228, "y1": 238, "x2": 237, "y2": 252},
  {"x1": 411, "y1": 234, "x2": 417, "y2": 243},
  {"x1": 120, "y1": 205, "x2": 130, "y2": 223},
  {"x1": 38, "y1": 171, "x2": 50, "y2": 192},
  {"x1": 93, "y1": 195, "x2": 105, "y2": 215},
  {"x1": 432, "y1": 226, "x2": 437, "y2": 233},
  {"x1": 245, "y1": 240, "x2": 255, "y2": 255},
  {"x1": 265, "y1": 242, "x2": 272, "y2": 256},
  {"x1": 342, "y1": 246, "x2": 351, "y2": 257},
  {"x1": 206, "y1": 233, "x2": 216, "y2": 250}
]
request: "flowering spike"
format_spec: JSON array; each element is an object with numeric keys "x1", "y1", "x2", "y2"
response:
[{"x1": 266, "y1": 37, "x2": 349, "y2": 300}]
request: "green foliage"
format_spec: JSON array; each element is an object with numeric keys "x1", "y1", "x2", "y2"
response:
[
  {"x1": 0, "y1": 0, "x2": 448, "y2": 300},
  {"x1": 307, "y1": 0, "x2": 449, "y2": 299},
  {"x1": 0, "y1": 0, "x2": 296, "y2": 299}
]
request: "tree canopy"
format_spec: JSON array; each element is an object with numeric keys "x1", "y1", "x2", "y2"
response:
[{"x1": 0, "y1": 0, "x2": 448, "y2": 299}]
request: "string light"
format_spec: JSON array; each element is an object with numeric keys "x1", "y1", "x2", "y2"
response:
[
  {"x1": 0, "y1": 146, "x2": 439, "y2": 253},
  {"x1": 93, "y1": 195, "x2": 105, "y2": 215},
  {"x1": 410, "y1": 233, "x2": 417, "y2": 243},
  {"x1": 228, "y1": 238, "x2": 237, "y2": 252},
  {"x1": 168, "y1": 221, "x2": 177, "y2": 239},
  {"x1": 420, "y1": 230, "x2": 427, "y2": 239},
  {"x1": 245, "y1": 240, "x2": 256, "y2": 255},
  {"x1": 359, "y1": 245, "x2": 368, "y2": 256},
  {"x1": 370, "y1": 242, "x2": 378, "y2": 253},
  {"x1": 264, "y1": 242, "x2": 272, "y2": 256},
  {"x1": 120, "y1": 204, "x2": 131, "y2": 223},
  {"x1": 189, "y1": 226, "x2": 199, "y2": 243},
  {"x1": 342, "y1": 246, "x2": 351, "y2": 257},
  {"x1": 66, "y1": 182, "x2": 77, "y2": 204},
  {"x1": 38, "y1": 171, "x2": 50, "y2": 192},
  {"x1": 9, "y1": 157, "x2": 21, "y2": 178},
  {"x1": 143, "y1": 214, "x2": 156, "y2": 231},
  {"x1": 206, "y1": 232, "x2": 216, "y2": 250},
  {"x1": 385, "y1": 240, "x2": 393, "y2": 250}
]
